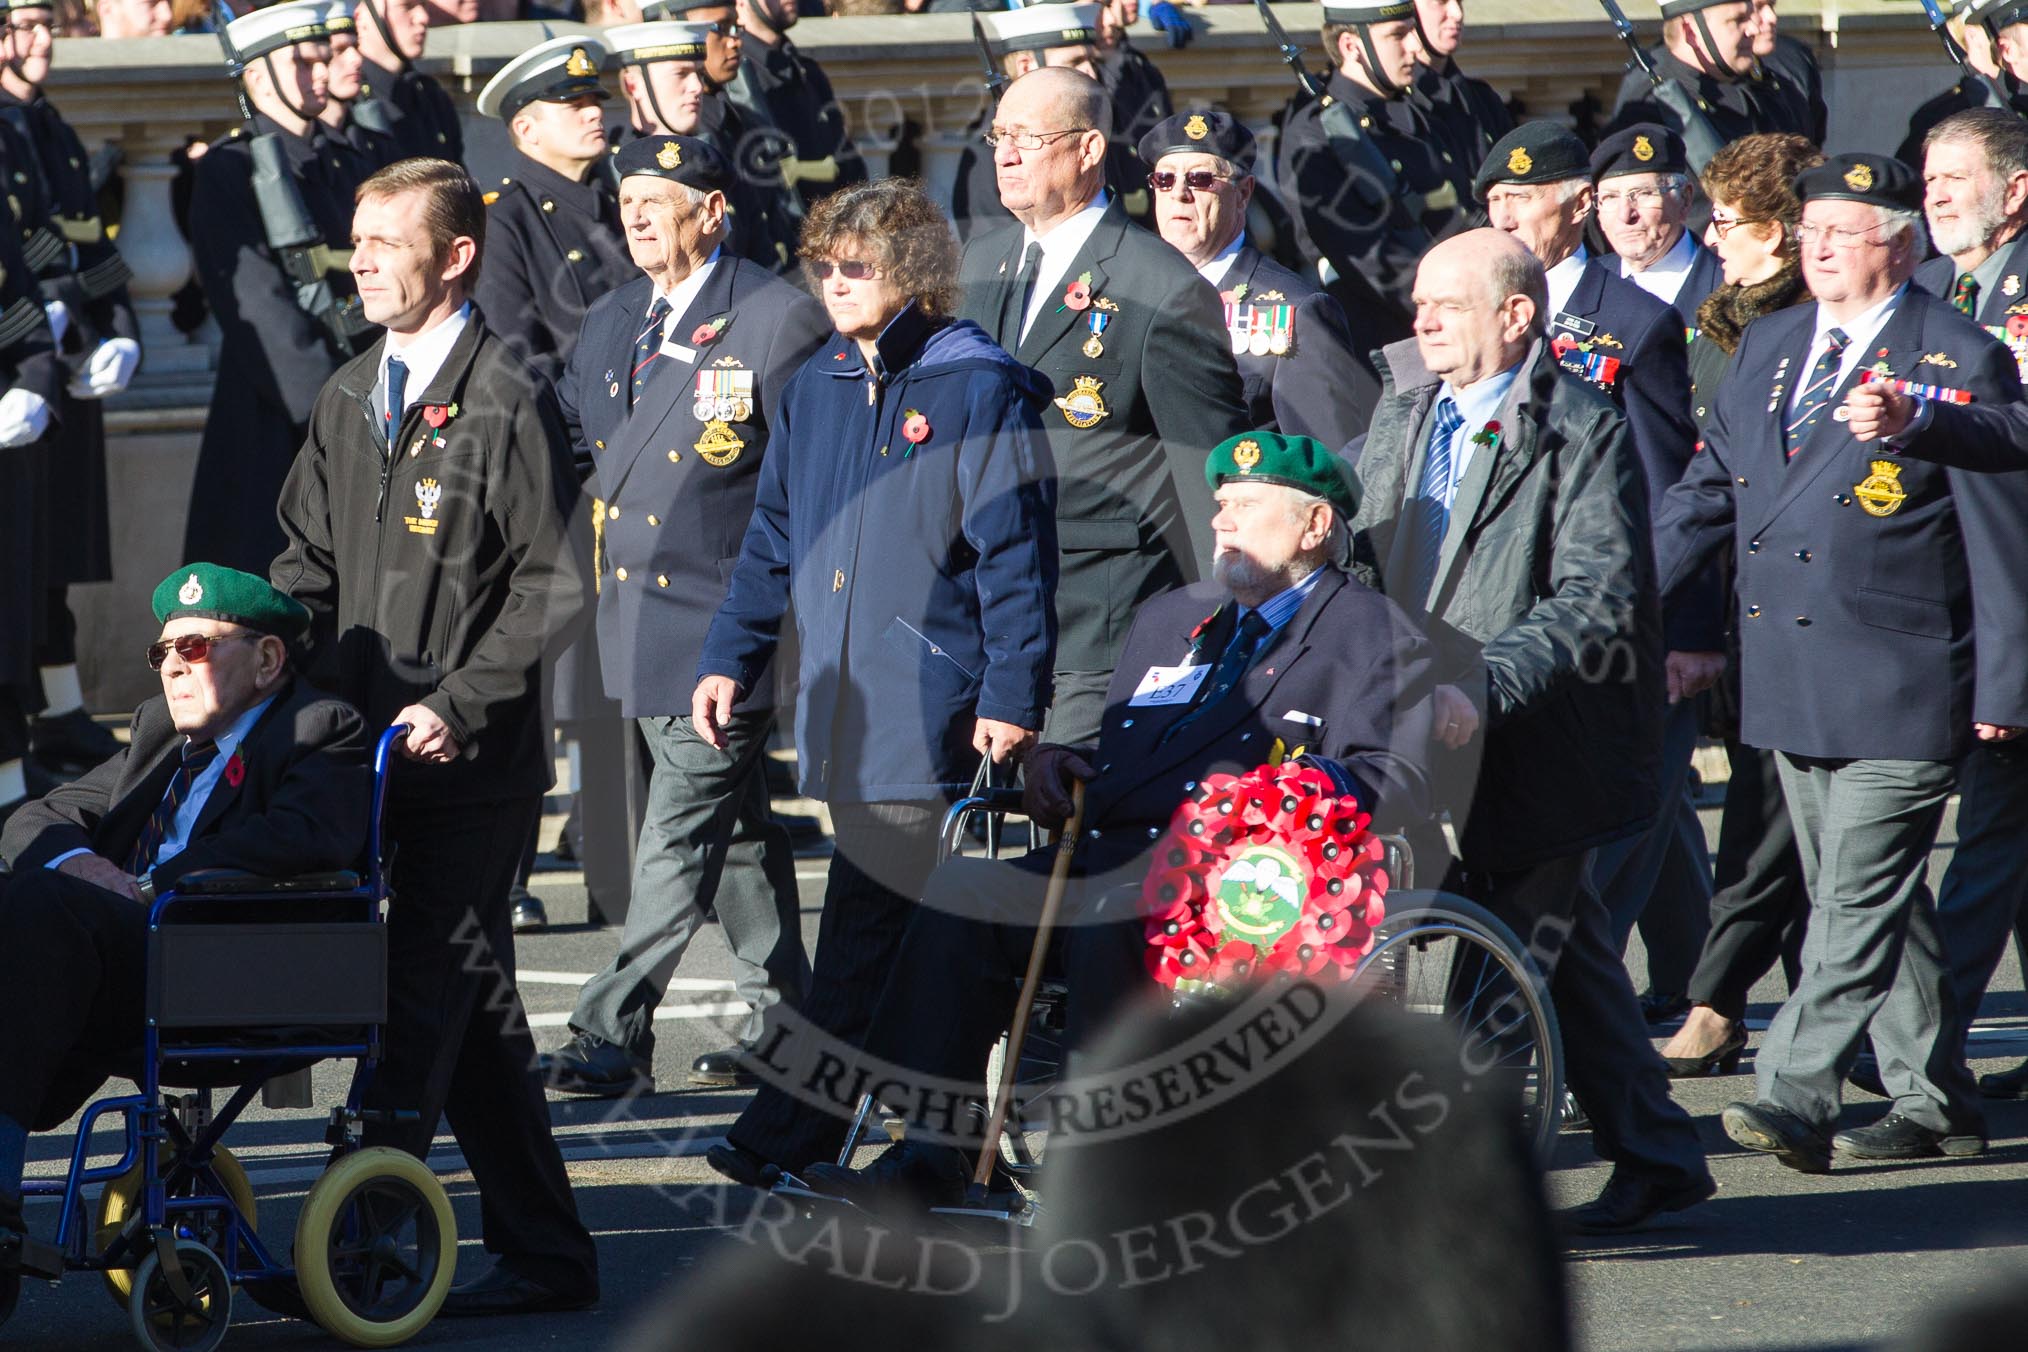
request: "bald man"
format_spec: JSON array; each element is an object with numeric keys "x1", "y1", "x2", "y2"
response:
[
  {"x1": 959, "y1": 66, "x2": 1249, "y2": 745},
  {"x1": 1349, "y1": 229, "x2": 1712, "y2": 1234}
]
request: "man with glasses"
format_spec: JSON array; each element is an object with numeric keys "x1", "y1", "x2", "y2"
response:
[
  {"x1": 353, "y1": 0, "x2": 462, "y2": 162},
  {"x1": 0, "y1": 0, "x2": 140, "y2": 784},
  {"x1": 1654, "y1": 152, "x2": 2028, "y2": 1172},
  {"x1": 962, "y1": 66, "x2": 1248, "y2": 744},
  {"x1": 951, "y1": 3, "x2": 1104, "y2": 241},
  {"x1": 1139, "y1": 109, "x2": 1373, "y2": 449},
  {"x1": 1592, "y1": 124, "x2": 1724, "y2": 329},
  {"x1": 0, "y1": 562, "x2": 370, "y2": 1314},
  {"x1": 539, "y1": 133, "x2": 824, "y2": 1100},
  {"x1": 1275, "y1": 0, "x2": 1474, "y2": 363}
]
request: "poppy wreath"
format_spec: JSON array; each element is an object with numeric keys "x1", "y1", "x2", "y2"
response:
[{"x1": 1143, "y1": 760, "x2": 1388, "y2": 994}]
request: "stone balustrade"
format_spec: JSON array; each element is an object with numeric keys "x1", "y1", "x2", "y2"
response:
[{"x1": 57, "y1": 2, "x2": 1938, "y2": 704}]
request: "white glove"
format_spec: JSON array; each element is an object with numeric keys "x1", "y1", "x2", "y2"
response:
[
  {"x1": 69, "y1": 337, "x2": 141, "y2": 399},
  {"x1": 0, "y1": 387, "x2": 51, "y2": 449},
  {"x1": 42, "y1": 299, "x2": 67, "y2": 347}
]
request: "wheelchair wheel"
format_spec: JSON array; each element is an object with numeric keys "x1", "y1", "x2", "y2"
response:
[
  {"x1": 1357, "y1": 894, "x2": 1565, "y2": 1163},
  {"x1": 127, "y1": 1238, "x2": 232, "y2": 1352},
  {"x1": 98, "y1": 1145, "x2": 256, "y2": 1309},
  {"x1": 293, "y1": 1147, "x2": 455, "y2": 1348}
]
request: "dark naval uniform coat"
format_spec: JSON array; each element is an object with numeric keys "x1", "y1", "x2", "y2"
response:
[
  {"x1": 183, "y1": 118, "x2": 370, "y2": 574},
  {"x1": 0, "y1": 88, "x2": 137, "y2": 589},
  {"x1": 958, "y1": 199, "x2": 1250, "y2": 728},
  {"x1": 1549, "y1": 255, "x2": 1716, "y2": 651},
  {"x1": 1609, "y1": 46, "x2": 1815, "y2": 149},
  {"x1": 1654, "y1": 286, "x2": 2028, "y2": 762},
  {"x1": 1915, "y1": 234, "x2": 2028, "y2": 385},
  {"x1": 725, "y1": 35, "x2": 867, "y2": 213},
  {"x1": 1220, "y1": 241, "x2": 1375, "y2": 450},
  {"x1": 558, "y1": 256, "x2": 829, "y2": 718},
  {"x1": 357, "y1": 60, "x2": 464, "y2": 163},
  {"x1": 1414, "y1": 58, "x2": 1514, "y2": 176},
  {"x1": 1632, "y1": 235, "x2": 1725, "y2": 333},
  {"x1": 0, "y1": 181, "x2": 60, "y2": 696},
  {"x1": 1275, "y1": 69, "x2": 1473, "y2": 356}
]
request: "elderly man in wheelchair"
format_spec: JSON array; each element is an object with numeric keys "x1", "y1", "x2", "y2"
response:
[
  {"x1": 705, "y1": 433, "x2": 1441, "y2": 1209},
  {"x1": 0, "y1": 564, "x2": 447, "y2": 1343}
]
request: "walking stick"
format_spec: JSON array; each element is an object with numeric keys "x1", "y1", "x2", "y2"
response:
[{"x1": 969, "y1": 780, "x2": 1084, "y2": 1195}]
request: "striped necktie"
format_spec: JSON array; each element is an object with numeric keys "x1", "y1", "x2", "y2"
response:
[
  {"x1": 1784, "y1": 327, "x2": 1848, "y2": 458},
  {"x1": 1952, "y1": 273, "x2": 1979, "y2": 318},
  {"x1": 1407, "y1": 396, "x2": 1464, "y2": 604},
  {"x1": 630, "y1": 297, "x2": 672, "y2": 406},
  {"x1": 127, "y1": 740, "x2": 219, "y2": 876}
]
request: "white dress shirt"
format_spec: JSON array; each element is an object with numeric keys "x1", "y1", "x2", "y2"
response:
[
  {"x1": 1019, "y1": 192, "x2": 1112, "y2": 343},
  {"x1": 650, "y1": 247, "x2": 724, "y2": 353},
  {"x1": 1620, "y1": 229, "x2": 1697, "y2": 306},
  {"x1": 1196, "y1": 232, "x2": 1247, "y2": 289},
  {"x1": 1789, "y1": 284, "x2": 1903, "y2": 414},
  {"x1": 380, "y1": 301, "x2": 471, "y2": 428},
  {"x1": 1545, "y1": 244, "x2": 1591, "y2": 319}
]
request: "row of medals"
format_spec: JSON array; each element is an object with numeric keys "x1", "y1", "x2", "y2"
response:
[
  {"x1": 1229, "y1": 323, "x2": 1289, "y2": 358},
  {"x1": 693, "y1": 396, "x2": 754, "y2": 422}
]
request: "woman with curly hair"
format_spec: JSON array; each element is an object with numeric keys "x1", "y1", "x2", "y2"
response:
[
  {"x1": 1659, "y1": 132, "x2": 1824, "y2": 1076},
  {"x1": 697, "y1": 177, "x2": 1061, "y2": 1183}
]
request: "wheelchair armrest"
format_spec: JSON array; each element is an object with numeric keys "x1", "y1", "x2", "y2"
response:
[{"x1": 168, "y1": 868, "x2": 363, "y2": 895}]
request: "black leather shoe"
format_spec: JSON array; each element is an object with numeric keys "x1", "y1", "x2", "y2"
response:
[
  {"x1": 704, "y1": 1143, "x2": 780, "y2": 1189},
  {"x1": 1833, "y1": 1112, "x2": 1984, "y2": 1160},
  {"x1": 439, "y1": 1262, "x2": 596, "y2": 1317},
  {"x1": 1640, "y1": 991, "x2": 1692, "y2": 1025},
  {"x1": 1847, "y1": 1052, "x2": 1887, "y2": 1099},
  {"x1": 1721, "y1": 1100, "x2": 1832, "y2": 1174},
  {"x1": 509, "y1": 887, "x2": 549, "y2": 933},
  {"x1": 1663, "y1": 1026, "x2": 1748, "y2": 1079},
  {"x1": 802, "y1": 1142, "x2": 971, "y2": 1212},
  {"x1": 29, "y1": 707, "x2": 120, "y2": 772},
  {"x1": 539, "y1": 1031, "x2": 650, "y2": 1098},
  {"x1": 691, "y1": 1046, "x2": 759, "y2": 1088},
  {"x1": 1978, "y1": 1059, "x2": 2028, "y2": 1099},
  {"x1": 1559, "y1": 1091, "x2": 1590, "y2": 1132},
  {"x1": 1560, "y1": 1168, "x2": 1716, "y2": 1234}
]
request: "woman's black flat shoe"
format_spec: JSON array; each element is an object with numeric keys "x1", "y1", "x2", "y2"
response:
[{"x1": 1663, "y1": 1027, "x2": 1748, "y2": 1078}]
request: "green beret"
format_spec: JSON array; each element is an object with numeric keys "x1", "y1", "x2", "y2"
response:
[
  {"x1": 1205, "y1": 431, "x2": 1361, "y2": 516},
  {"x1": 152, "y1": 563, "x2": 310, "y2": 639}
]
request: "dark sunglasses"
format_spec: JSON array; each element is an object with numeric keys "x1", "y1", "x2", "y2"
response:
[
  {"x1": 1148, "y1": 169, "x2": 1227, "y2": 193},
  {"x1": 807, "y1": 259, "x2": 880, "y2": 280},
  {"x1": 146, "y1": 631, "x2": 259, "y2": 671}
]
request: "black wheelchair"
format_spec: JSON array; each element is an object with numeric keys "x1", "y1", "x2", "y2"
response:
[
  {"x1": 5, "y1": 723, "x2": 456, "y2": 1350},
  {"x1": 787, "y1": 759, "x2": 1566, "y2": 1225}
]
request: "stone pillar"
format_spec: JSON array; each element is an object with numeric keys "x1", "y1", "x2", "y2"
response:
[{"x1": 111, "y1": 127, "x2": 212, "y2": 409}]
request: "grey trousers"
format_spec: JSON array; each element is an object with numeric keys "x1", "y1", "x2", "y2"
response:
[
  {"x1": 1596, "y1": 698, "x2": 1713, "y2": 994},
  {"x1": 1933, "y1": 742, "x2": 2028, "y2": 1029},
  {"x1": 1761, "y1": 753, "x2": 1980, "y2": 1134},
  {"x1": 568, "y1": 710, "x2": 809, "y2": 1055}
]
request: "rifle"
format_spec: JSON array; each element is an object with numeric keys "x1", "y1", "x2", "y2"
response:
[
  {"x1": 1922, "y1": 0, "x2": 2014, "y2": 113},
  {"x1": 214, "y1": 1, "x2": 377, "y2": 359},
  {"x1": 1595, "y1": 0, "x2": 1726, "y2": 173},
  {"x1": 970, "y1": 12, "x2": 1007, "y2": 103}
]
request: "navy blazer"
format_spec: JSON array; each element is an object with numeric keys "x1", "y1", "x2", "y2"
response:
[
  {"x1": 1653, "y1": 285, "x2": 2028, "y2": 760},
  {"x1": 1222, "y1": 243, "x2": 1376, "y2": 452},
  {"x1": 1668, "y1": 240, "x2": 1726, "y2": 333},
  {"x1": 1549, "y1": 255, "x2": 1718, "y2": 651},
  {"x1": 559, "y1": 257, "x2": 830, "y2": 717},
  {"x1": 700, "y1": 308, "x2": 1058, "y2": 803},
  {"x1": 1072, "y1": 568, "x2": 1435, "y2": 876},
  {"x1": 1915, "y1": 235, "x2": 2028, "y2": 388}
]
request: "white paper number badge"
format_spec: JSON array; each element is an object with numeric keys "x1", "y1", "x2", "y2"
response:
[{"x1": 1129, "y1": 663, "x2": 1211, "y2": 707}]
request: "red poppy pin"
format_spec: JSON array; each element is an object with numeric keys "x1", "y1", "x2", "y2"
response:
[
  {"x1": 1551, "y1": 333, "x2": 1578, "y2": 358},
  {"x1": 2010, "y1": 315, "x2": 2028, "y2": 340},
  {"x1": 1059, "y1": 272, "x2": 1093, "y2": 313},
  {"x1": 421, "y1": 402, "x2": 452, "y2": 429},
  {"x1": 223, "y1": 752, "x2": 244, "y2": 788},
  {"x1": 692, "y1": 313, "x2": 731, "y2": 347},
  {"x1": 901, "y1": 410, "x2": 931, "y2": 449},
  {"x1": 1470, "y1": 419, "x2": 1501, "y2": 450}
]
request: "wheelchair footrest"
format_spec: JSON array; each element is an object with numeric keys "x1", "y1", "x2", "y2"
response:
[{"x1": 1, "y1": 1227, "x2": 66, "y2": 1280}]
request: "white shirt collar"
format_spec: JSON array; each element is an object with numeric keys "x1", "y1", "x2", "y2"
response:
[
  {"x1": 653, "y1": 246, "x2": 725, "y2": 340},
  {"x1": 1789, "y1": 283, "x2": 1905, "y2": 413},
  {"x1": 381, "y1": 301, "x2": 471, "y2": 419},
  {"x1": 1197, "y1": 232, "x2": 1247, "y2": 288},
  {"x1": 1019, "y1": 191, "x2": 1112, "y2": 342},
  {"x1": 1544, "y1": 244, "x2": 1589, "y2": 319},
  {"x1": 1620, "y1": 229, "x2": 1697, "y2": 304}
]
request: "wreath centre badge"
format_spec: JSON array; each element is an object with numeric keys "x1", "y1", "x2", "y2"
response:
[{"x1": 1211, "y1": 844, "x2": 1308, "y2": 949}]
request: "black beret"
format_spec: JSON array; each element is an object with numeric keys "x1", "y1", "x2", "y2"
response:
[
  {"x1": 1474, "y1": 121, "x2": 1590, "y2": 201},
  {"x1": 1590, "y1": 123, "x2": 1687, "y2": 181},
  {"x1": 1794, "y1": 153, "x2": 1921, "y2": 212},
  {"x1": 613, "y1": 134, "x2": 732, "y2": 195},
  {"x1": 1136, "y1": 110, "x2": 1256, "y2": 173}
]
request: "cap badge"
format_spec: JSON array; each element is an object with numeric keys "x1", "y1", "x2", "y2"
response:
[
  {"x1": 658, "y1": 140, "x2": 683, "y2": 170},
  {"x1": 565, "y1": 46, "x2": 596, "y2": 78},
  {"x1": 1632, "y1": 134, "x2": 1654, "y2": 162},
  {"x1": 1845, "y1": 162, "x2": 1874, "y2": 193},
  {"x1": 1507, "y1": 146, "x2": 1533, "y2": 176},
  {"x1": 178, "y1": 574, "x2": 203, "y2": 606},
  {"x1": 1184, "y1": 113, "x2": 1209, "y2": 141},
  {"x1": 1232, "y1": 439, "x2": 1262, "y2": 472}
]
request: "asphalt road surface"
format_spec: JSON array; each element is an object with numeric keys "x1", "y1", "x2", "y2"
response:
[{"x1": 9, "y1": 796, "x2": 2028, "y2": 1352}]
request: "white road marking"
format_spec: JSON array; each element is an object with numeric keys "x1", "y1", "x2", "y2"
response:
[
  {"x1": 525, "y1": 1001, "x2": 749, "y2": 1027},
  {"x1": 517, "y1": 971, "x2": 736, "y2": 991}
]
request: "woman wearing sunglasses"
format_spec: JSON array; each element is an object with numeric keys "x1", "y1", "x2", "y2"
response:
[{"x1": 693, "y1": 177, "x2": 1059, "y2": 1185}]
